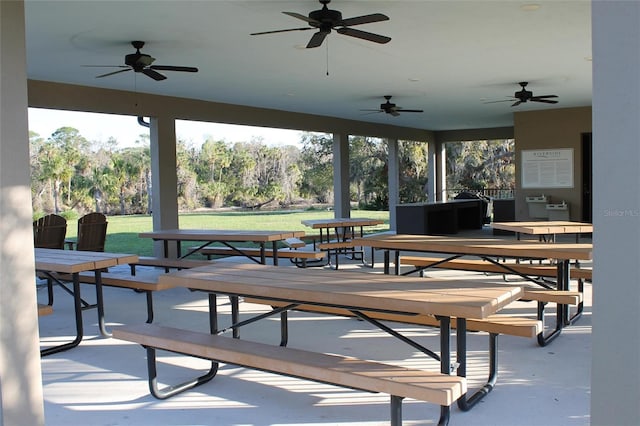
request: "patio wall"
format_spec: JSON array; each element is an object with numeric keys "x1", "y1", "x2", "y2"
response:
[{"x1": 514, "y1": 106, "x2": 592, "y2": 221}]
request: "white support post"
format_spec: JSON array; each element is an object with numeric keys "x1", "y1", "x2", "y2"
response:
[
  {"x1": 387, "y1": 138, "x2": 400, "y2": 231},
  {"x1": 0, "y1": 1, "x2": 46, "y2": 425},
  {"x1": 332, "y1": 132, "x2": 350, "y2": 218},
  {"x1": 149, "y1": 116, "x2": 179, "y2": 257},
  {"x1": 591, "y1": 2, "x2": 640, "y2": 424}
]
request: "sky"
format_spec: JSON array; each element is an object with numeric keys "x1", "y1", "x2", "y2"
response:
[{"x1": 27, "y1": 108, "x2": 304, "y2": 148}]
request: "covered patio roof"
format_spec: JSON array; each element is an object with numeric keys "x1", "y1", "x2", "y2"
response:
[{"x1": 24, "y1": 1, "x2": 591, "y2": 133}]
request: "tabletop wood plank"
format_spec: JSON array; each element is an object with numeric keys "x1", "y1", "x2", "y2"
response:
[
  {"x1": 301, "y1": 218, "x2": 384, "y2": 229},
  {"x1": 352, "y1": 233, "x2": 592, "y2": 261},
  {"x1": 491, "y1": 221, "x2": 593, "y2": 235},
  {"x1": 138, "y1": 229, "x2": 305, "y2": 242},
  {"x1": 34, "y1": 248, "x2": 138, "y2": 273},
  {"x1": 158, "y1": 263, "x2": 522, "y2": 319}
]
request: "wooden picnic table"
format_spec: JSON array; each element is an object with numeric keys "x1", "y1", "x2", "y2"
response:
[
  {"x1": 301, "y1": 217, "x2": 384, "y2": 267},
  {"x1": 352, "y1": 233, "x2": 592, "y2": 342},
  {"x1": 156, "y1": 262, "x2": 523, "y2": 420},
  {"x1": 35, "y1": 248, "x2": 138, "y2": 355},
  {"x1": 301, "y1": 217, "x2": 384, "y2": 230},
  {"x1": 353, "y1": 233, "x2": 592, "y2": 272},
  {"x1": 138, "y1": 229, "x2": 305, "y2": 266}
]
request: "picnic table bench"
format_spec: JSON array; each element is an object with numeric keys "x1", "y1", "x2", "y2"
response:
[
  {"x1": 353, "y1": 233, "x2": 592, "y2": 346},
  {"x1": 301, "y1": 218, "x2": 384, "y2": 268},
  {"x1": 196, "y1": 236, "x2": 327, "y2": 267},
  {"x1": 114, "y1": 323, "x2": 466, "y2": 426},
  {"x1": 73, "y1": 271, "x2": 176, "y2": 323},
  {"x1": 129, "y1": 256, "x2": 214, "y2": 275},
  {"x1": 38, "y1": 303, "x2": 53, "y2": 316},
  {"x1": 399, "y1": 255, "x2": 587, "y2": 345}
]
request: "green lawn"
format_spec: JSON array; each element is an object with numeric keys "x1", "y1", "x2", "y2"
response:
[{"x1": 65, "y1": 210, "x2": 390, "y2": 256}]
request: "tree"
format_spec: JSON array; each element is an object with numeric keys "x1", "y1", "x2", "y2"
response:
[
  {"x1": 446, "y1": 139, "x2": 514, "y2": 193},
  {"x1": 349, "y1": 136, "x2": 387, "y2": 208},
  {"x1": 197, "y1": 139, "x2": 231, "y2": 207},
  {"x1": 299, "y1": 133, "x2": 333, "y2": 203},
  {"x1": 399, "y1": 140, "x2": 430, "y2": 203}
]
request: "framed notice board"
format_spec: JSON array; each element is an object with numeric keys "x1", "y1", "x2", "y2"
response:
[{"x1": 521, "y1": 148, "x2": 574, "y2": 188}]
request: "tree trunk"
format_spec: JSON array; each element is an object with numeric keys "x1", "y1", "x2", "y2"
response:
[{"x1": 53, "y1": 179, "x2": 61, "y2": 214}]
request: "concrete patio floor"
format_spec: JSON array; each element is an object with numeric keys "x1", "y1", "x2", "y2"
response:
[{"x1": 37, "y1": 230, "x2": 592, "y2": 426}]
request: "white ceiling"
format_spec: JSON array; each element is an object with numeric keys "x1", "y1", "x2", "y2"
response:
[{"x1": 24, "y1": 0, "x2": 592, "y2": 132}]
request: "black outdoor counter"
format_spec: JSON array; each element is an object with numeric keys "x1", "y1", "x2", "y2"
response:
[{"x1": 395, "y1": 199, "x2": 484, "y2": 235}]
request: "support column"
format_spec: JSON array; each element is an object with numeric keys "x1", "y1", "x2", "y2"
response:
[
  {"x1": 434, "y1": 140, "x2": 447, "y2": 201},
  {"x1": 332, "y1": 132, "x2": 350, "y2": 218},
  {"x1": 0, "y1": 1, "x2": 46, "y2": 425},
  {"x1": 149, "y1": 116, "x2": 179, "y2": 257},
  {"x1": 427, "y1": 140, "x2": 437, "y2": 202},
  {"x1": 387, "y1": 138, "x2": 400, "y2": 231},
  {"x1": 591, "y1": 2, "x2": 640, "y2": 424}
]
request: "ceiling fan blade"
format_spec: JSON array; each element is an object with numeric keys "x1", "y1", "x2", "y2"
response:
[
  {"x1": 336, "y1": 27, "x2": 391, "y2": 44},
  {"x1": 396, "y1": 108, "x2": 424, "y2": 113},
  {"x1": 511, "y1": 100, "x2": 523, "y2": 107},
  {"x1": 531, "y1": 95, "x2": 558, "y2": 100},
  {"x1": 283, "y1": 11, "x2": 319, "y2": 24},
  {"x1": 251, "y1": 27, "x2": 313, "y2": 36},
  {"x1": 390, "y1": 110, "x2": 401, "y2": 117},
  {"x1": 483, "y1": 99, "x2": 515, "y2": 104},
  {"x1": 532, "y1": 99, "x2": 559, "y2": 104},
  {"x1": 151, "y1": 65, "x2": 198, "y2": 73},
  {"x1": 307, "y1": 31, "x2": 328, "y2": 48},
  {"x1": 340, "y1": 13, "x2": 389, "y2": 27},
  {"x1": 142, "y1": 68, "x2": 167, "y2": 81},
  {"x1": 95, "y1": 68, "x2": 131, "y2": 78},
  {"x1": 83, "y1": 65, "x2": 128, "y2": 68}
]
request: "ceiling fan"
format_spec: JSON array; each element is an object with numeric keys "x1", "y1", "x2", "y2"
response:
[
  {"x1": 83, "y1": 41, "x2": 198, "y2": 81},
  {"x1": 361, "y1": 96, "x2": 424, "y2": 117},
  {"x1": 487, "y1": 82, "x2": 559, "y2": 107},
  {"x1": 250, "y1": 0, "x2": 391, "y2": 49}
]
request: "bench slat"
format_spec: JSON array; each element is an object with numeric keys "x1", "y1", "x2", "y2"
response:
[
  {"x1": 198, "y1": 246, "x2": 326, "y2": 260},
  {"x1": 522, "y1": 289, "x2": 583, "y2": 305},
  {"x1": 284, "y1": 237, "x2": 306, "y2": 249},
  {"x1": 130, "y1": 257, "x2": 214, "y2": 275},
  {"x1": 400, "y1": 256, "x2": 592, "y2": 280},
  {"x1": 114, "y1": 323, "x2": 466, "y2": 406},
  {"x1": 317, "y1": 241, "x2": 355, "y2": 250},
  {"x1": 38, "y1": 303, "x2": 53, "y2": 316},
  {"x1": 132, "y1": 256, "x2": 213, "y2": 269},
  {"x1": 74, "y1": 272, "x2": 175, "y2": 291}
]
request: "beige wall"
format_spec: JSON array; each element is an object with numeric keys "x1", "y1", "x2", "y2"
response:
[
  {"x1": 513, "y1": 106, "x2": 592, "y2": 221},
  {"x1": 27, "y1": 80, "x2": 435, "y2": 143}
]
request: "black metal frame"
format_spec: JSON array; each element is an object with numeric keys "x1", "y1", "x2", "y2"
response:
[
  {"x1": 224, "y1": 295, "x2": 500, "y2": 421},
  {"x1": 318, "y1": 224, "x2": 373, "y2": 270},
  {"x1": 166, "y1": 239, "x2": 273, "y2": 265},
  {"x1": 44, "y1": 269, "x2": 154, "y2": 338},
  {"x1": 137, "y1": 291, "x2": 468, "y2": 425},
  {"x1": 268, "y1": 304, "x2": 499, "y2": 414},
  {"x1": 387, "y1": 249, "x2": 582, "y2": 346},
  {"x1": 39, "y1": 271, "x2": 84, "y2": 356}
]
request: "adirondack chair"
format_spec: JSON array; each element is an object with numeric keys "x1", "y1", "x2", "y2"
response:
[
  {"x1": 75, "y1": 212, "x2": 108, "y2": 252},
  {"x1": 33, "y1": 214, "x2": 67, "y2": 249}
]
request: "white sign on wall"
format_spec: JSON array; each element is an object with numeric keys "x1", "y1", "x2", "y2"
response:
[{"x1": 521, "y1": 148, "x2": 574, "y2": 188}]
